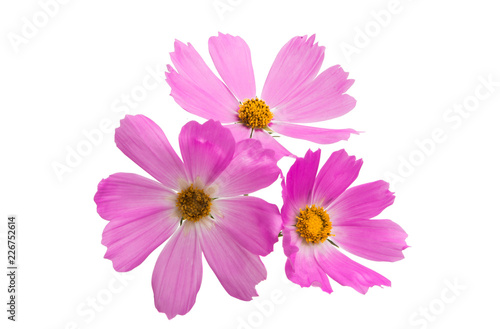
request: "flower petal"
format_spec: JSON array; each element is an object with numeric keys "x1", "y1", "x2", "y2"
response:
[
  {"x1": 332, "y1": 219, "x2": 408, "y2": 262},
  {"x1": 273, "y1": 65, "x2": 356, "y2": 123},
  {"x1": 95, "y1": 173, "x2": 179, "y2": 272},
  {"x1": 115, "y1": 115, "x2": 186, "y2": 190},
  {"x1": 209, "y1": 32, "x2": 256, "y2": 101},
  {"x1": 179, "y1": 120, "x2": 235, "y2": 186},
  {"x1": 166, "y1": 65, "x2": 240, "y2": 123},
  {"x1": 262, "y1": 35, "x2": 325, "y2": 108},
  {"x1": 199, "y1": 221, "x2": 266, "y2": 301},
  {"x1": 329, "y1": 180, "x2": 395, "y2": 220},
  {"x1": 270, "y1": 121, "x2": 358, "y2": 144},
  {"x1": 168, "y1": 40, "x2": 239, "y2": 120},
  {"x1": 152, "y1": 221, "x2": 202, "y2": 319},
  {"x1": 314, "y1": 245, "x2": 391, "y2": 294},
  {"x1": 224, "y1": 123, "x2": 292, "y2": 160},
  {"x1": 212, "y1": 197, "x2": 281, "y2": 256},
  {"x1": 312, "y1": 149, "x2": 362, "y2": 208},
  {"x1": 212, "y1": 139, "x2": 280, "y2": 197}
]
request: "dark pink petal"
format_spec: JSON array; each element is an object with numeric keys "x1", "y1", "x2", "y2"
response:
[
  {"x1": 115, "y1": 115, "x2": 186, "y2": 190},
  {"x1": 212, "y1": 197, "x2": 281, "y2": 256},
  {"x1": 314, "y1": 245, "x2": 391, "y2": 294},
  {"x1": 209, "y1": 33, "x2": 256, "y2": 101},
  {"x1": 199, "y1": 222, "x2": 266, "y2": 301},
  {"x1": 179, "y1": 120, "x2": 235, "y2": 186},
  {"x1": 262, "y1": 35, "x2": 325, "y2": 108},
  {"x1": 95, "y1": 173, "x2": 178, "y2": 272},
  {"x1": 270, "y1": 121, "x2": 358, "y2": 144},
  {"x1": 312, "y1": 149, "x2": 362, "y2": 209},
  {"x1": 273, "y1": 66, "x2": 356, "y2": 123},
  {"x1": 329, "y1": 180, "x2": 395, "y2": 220},
  {"x1": 283, "y1": 149, "x2": 321, "y2": 212},
  {"x1": 332, "y1": 219, "x2": 408, "y2": 262},
  {"x1": 213, "y1": 139, "x2": 280, "y2": 197},
  {"x1": 152, "y1": 222, "x2": 202, "y2": 319},
  {"x1": 166, "y1": 65, "x2": 240, "y2": 123},
  {"x1": 224, "y1": 123, "x2": 292, "y2": 160}
]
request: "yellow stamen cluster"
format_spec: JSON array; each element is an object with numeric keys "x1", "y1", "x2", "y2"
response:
[
  {"x1": 238, "y1": 98, "x2": 273, "y2": 129},
  {"x1": 176, "y1": 184, "x2": 212, "y2": 222},
  {"x1": 296, "y1": 205, "x2": 332, "y2": 244}
]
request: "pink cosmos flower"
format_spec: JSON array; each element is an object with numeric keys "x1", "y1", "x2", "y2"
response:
[
  {"x1": 281, "y1": 149, "x2": 408, "y2": 294},
  {"x1": 94, "y1": 115, "x2": 282, "y2": 319},
  {"x1": 166, "y1": 33, "x2": 358, "y2": 159}
]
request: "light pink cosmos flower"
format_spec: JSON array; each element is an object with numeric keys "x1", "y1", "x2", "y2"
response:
[
  {"x1": 94, "y1": 115, "x2": 282, "y2": 319},
  {"x1": 281, "y1": 149, "x2": 408, "y2": 294},
  {"x1": 166, "y1": 33, "x2": 358, "y2": 159}
]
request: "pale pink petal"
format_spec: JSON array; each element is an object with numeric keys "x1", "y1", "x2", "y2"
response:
[
  {"x1": 312, "y1": 149, "x2": 362, "y2": 209},
  {"x1": 329, "y1": 180, "x2": 395, "y2": 220},
  {"x1": 209, "y1": 33, "x2": 256, "y2": 101},
  {"x1": 224, "y1": 123, "x2": 292, "y2": 159},
  {"x1": 95, "y1": 173, "x2": 178, "y2": 272},
  {"x1": 332, "y1": 219, "x2": 408, "y2": 262},
  {"x1": 212, "y1": 197, "x2": 281, "y2": 256},
  {"x1": 314, "y1": 245, "x2": 391, "y2": 294},
  {"x1": 262, "y1": 35, "x2": 325, "y2": 108},
  {"x1": 273, "y1": 66, "x2": 356, "y2": 123},
  {"x1": 166, "y1": 65, "x2": 239, "y2": 123},
  {"x1": 168, "y1": 40, "x2": 238, "y2": 120},
  {"x1": 115, "y1": 115, "x2": 186, "y2": 190},
  {"x1": 270, "y1": 121, "x2": 358, "y2": 144},
  {"x1": 199, "y1": 221, "x2": 266, "y2": 301},
  {"x1": 179, "y1": 120, "x2": 235, "y2": 186},
  {"x1": 212, "y1": 139, "x2": 280, "y2": 197},
  {"x1": 152, "y1": 222, "x2": 202, "y2": 319}
]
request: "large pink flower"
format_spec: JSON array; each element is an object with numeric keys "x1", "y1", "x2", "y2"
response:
[
  {"x1": 94, "y1": 115, "x2": 282, "y2": 319},
  {"x1": 281, "y1": 149, "x2": 408, "y2": 294},
  {"x1": 166, "y1": 33, "x2": 358, "y2": 159}
]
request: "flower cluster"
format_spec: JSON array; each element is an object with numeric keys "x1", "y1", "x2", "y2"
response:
[{"x1": 94, "y1": 33, "x2": 408, "y2": 319}]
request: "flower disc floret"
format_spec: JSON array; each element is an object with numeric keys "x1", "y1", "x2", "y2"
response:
[
  {"x1": 176, "y1": 184, "x2": 212, "y2": 222},
  {"x1": 296, "y1": 205, "x2": 332, "y2": 244},
  {"x1": 238, "y1": 98, "x2": 273, "y2": 129}
]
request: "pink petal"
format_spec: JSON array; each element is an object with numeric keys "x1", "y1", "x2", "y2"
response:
[
  {"x1": 273, "y1": 65, "x2": 356, "y2": 123},
  {"x1": 212, "y1": 139, "x2": 280, "y2": 197},
  {"x1": 179, "y1": 120, "x2": 235, "y2": 186},
  {"x1": 152, "y1": 222, "x2": 202, "y2": 319},
  {"x1": 212, "y1": 197, "x2": 281, "y2": 256},
  {"x1": 115, "y1": 115, "x2": 186, "y2": 190},
  {"x1": 224, "y1": 123, "x2": 292, "y2": 160},
  {"x1": 329, "y1": 180, "x2": 395, "y2": 220},
  {"x1": 270, "y1": 121, "x2": 358, "y2": 144},
  {"x1": 332, "y1": 219, "x2": 408, "y2": 262},
  {"x1": 95, "y1": 173, "x2": 178, "y2": 272},
  {"x1": 166, "y1": 65, "x2": 239, "y2": 123},
  {"x1": 199, "y1": 222, "x2": 266, "y2": 301},
  {"x1": 262, "y1": 35, "x2": 325, "y2": 108},
  {"x1": 168, "y1": 40, "x2": 239, "y2": 121},
  {"x1": 314, "y1": 244, "x2": 391, "y2": 294},
  {"x1": 208, "y1": 32, "x2": 256, "y2": 101}
]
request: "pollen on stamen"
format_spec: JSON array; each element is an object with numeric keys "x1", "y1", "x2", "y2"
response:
[
  {"x1": 176, "y1": 184, "x2": 212, "y2": 222},
  {"x1": 295, "y1": 205, "x2": 333, "y2": 244},
  {"x1": 238, "y1": 98, "x2": 273, "y2": 129}
]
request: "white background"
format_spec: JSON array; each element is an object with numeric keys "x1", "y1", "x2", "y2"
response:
[{"x1": 1, "y1": 0, "x2": 499, "y2": 328}]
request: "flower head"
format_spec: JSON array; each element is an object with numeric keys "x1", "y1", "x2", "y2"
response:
[
  {"x1": 281, "y1": 149, "x2": 408, "y2": 294},
  {"x1": 94, "y1": 115, "x2": 282, "y2": 319},
  {"x1": 166, "y1": 33, "x2": 358, "y2": 159}
]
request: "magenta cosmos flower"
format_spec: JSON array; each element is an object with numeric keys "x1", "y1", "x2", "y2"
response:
[
  {"x1": 166, "y1": 33, "x2": 357, "y2": 159},
  {"x1": 94, "y1": 115, "x2": 282, "y2": 319},
  {"x1": 281, "y1": 149, "x2": 408, "y2": 293}
]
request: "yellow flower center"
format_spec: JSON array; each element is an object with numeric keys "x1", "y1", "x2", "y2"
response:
[
  {"x1": 238, "y1": 98, "x2": 273, "y2": 129},
  {"x1": 296, "y1": 205, "x2": 332, "y2": 244},
  {"x1": 176, "y1": 184, "x2": 212, "y2": 222}
]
